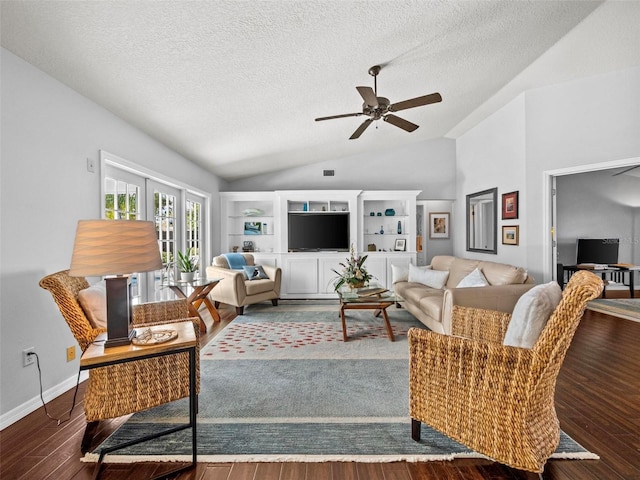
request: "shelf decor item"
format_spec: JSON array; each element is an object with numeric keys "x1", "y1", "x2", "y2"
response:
[
  {"x1": 242, "y1": 208, "x2": 264, "y2": 217},
  {"x1": 331, "y1": 245, "x2": 373, "y2": 291},
  {"x1": 244, "y1": 221, "x2": 262, "y2": 235},
  {"x1": 385, "y1": 208, "x2": 396, "y2": 216}
]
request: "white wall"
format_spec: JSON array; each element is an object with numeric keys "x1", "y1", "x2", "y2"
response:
[
  {"x1": 455, "y1": 94, "x2": 527, "y2": 268},
  {"x1": 0, "y1": 49, "x2": 223, "y2": 426},
  {"x1": 223, "y1": 137, "x2": 456, "y2": 200},
  {"x1": 455, "y1": 67, "x2": 640, "y2": 283},
  {"x1": 525, "y1": 67, "x2": 640, "y2": 281}
]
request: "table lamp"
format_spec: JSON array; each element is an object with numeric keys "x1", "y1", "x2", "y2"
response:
[{"x1": 69, "y1": 219, "x2": 162, "y2": 348}]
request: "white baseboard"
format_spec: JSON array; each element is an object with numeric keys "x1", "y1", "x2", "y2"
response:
[{"x1": 0, "y1": 371, "x2": 89, "y2": 430}]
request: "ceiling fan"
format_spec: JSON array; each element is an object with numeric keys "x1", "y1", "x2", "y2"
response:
[
  {"x1": 315, "y1": 65, "x2": 442, "y2": 140},
  {"x1": 612, "y1": 164, "x2": 640, "y2": 176}
]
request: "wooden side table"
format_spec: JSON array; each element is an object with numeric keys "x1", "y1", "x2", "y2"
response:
[
  {"x1": 80, "y1": 322, "x2": 198, "y2": 480},
  {"x1": 164, "y1": 277, "x2": 222, "y2": 333}
]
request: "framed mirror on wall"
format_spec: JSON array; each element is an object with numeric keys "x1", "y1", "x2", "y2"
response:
[{"x1": 466, "y1": 188, "x2": 498, "y2": 254}]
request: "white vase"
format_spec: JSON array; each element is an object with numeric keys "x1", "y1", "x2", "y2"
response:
[{"x1": 180, "y1": 271, "x2": 195, "y2": 282}]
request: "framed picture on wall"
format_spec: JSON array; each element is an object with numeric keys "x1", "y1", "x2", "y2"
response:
[
  {"x1": 502, "y1": 191, "x2": 519, "y2": 219},
  {"x1": 502, "y1": 225, "x2": 519, "y2": 245},
  {"x1": 429, "y1": 212, "x2": 450, "y2": 239},
  {"x1": 244, "y1": 221, "x2": 262, "y2": 235}
]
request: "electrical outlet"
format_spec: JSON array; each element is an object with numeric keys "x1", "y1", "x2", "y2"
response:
[
  {"x1": 86, "y1": 157, "x2": 95, "y2": 173},
  {"x1": 66, "y1": 346, "x2": 76, "y2": 362},
  {"x1": 23, "y1": 348, "x2": 35, "y2": 367}
]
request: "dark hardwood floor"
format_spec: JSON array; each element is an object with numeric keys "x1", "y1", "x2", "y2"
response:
[{"x1": 2, "y1": 295, "x2": 639, "y2": 480}]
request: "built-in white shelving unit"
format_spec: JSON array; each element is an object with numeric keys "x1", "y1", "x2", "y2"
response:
[
  {"x1": 220, "y1": 192, "x2": 277, "y2": 254},
  {"x1": 218, "y1": 190, "x2": 421, "y2": 297}
]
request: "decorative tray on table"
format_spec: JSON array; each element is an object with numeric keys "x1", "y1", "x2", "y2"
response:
[{"x1": 132, "y1": 328, "x2": 178, "y2": 346}]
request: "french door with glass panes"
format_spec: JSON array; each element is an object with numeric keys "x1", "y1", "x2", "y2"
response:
[
  {"x1": 103, "y1": 167, "x2": 148, "y2": 303},
  {"x1": 103, "y1": 166, "x2": 207, "y2": 303},
  {"x1": 147, "y1": 180, "x2": 183, "y2": 301}
]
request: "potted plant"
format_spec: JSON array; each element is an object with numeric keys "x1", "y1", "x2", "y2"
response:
[
  {"x1": 331, "y1": 245, "x2": 373, "y2": 291},
  {"x1": 177, "y1": 250, "x2": 198, "y2": 282}
]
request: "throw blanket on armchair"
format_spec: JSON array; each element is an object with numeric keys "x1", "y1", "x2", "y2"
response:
[{"x1": 223, "y1": 253, "x2": 247, "y2": 270}]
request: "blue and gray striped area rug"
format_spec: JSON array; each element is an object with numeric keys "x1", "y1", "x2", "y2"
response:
[{"x1": 85, "y1": 304, "x2": 597, "y2": 463}]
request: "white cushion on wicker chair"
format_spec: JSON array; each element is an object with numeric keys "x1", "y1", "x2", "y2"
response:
[
  {"x1": 503, "y1": 281, "x2": 562, "y2": 348},
  {"x1": 78, "y1": 281, "x2": 107, "y2": 329}
]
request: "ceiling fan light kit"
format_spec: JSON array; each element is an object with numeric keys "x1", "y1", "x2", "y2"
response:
[{"x1": 316, "y1": 65, "x2": 442, "y2": 139}]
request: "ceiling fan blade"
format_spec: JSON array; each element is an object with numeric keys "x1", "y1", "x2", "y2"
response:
[
  {"x1": 349, "y1": 119, "x2": 373, "y2": 139},
  {"x1": 388, "y1": 92, "x2": 442, "y2": 112},
  {"x1": 315, "y1": 112, "x2": 362, "y2": 122},
  {"x1": 383, "y1": 114, "x2": 419, "y2": 132},
  {"x1": 612, "y1": 164, "x2": 640, "y2": 176},
  {"x1": 356, "y1": 86, "x2": 378, "y2": 108}
]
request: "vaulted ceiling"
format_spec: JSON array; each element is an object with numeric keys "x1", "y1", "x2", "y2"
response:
[{"x1": 2, "y1": 1, "x2": 638, "y2": 180}]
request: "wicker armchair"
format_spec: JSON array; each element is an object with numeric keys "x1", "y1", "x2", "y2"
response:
[
  {"x1": 39, "y1": 270, "x2": 200, "y2": 452},
  {"x1": 409, "y1": 270, "x2": 603, "y2": 473}
]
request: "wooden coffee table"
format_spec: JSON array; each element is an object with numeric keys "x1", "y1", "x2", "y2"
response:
[{"x1": 337, "y1": 286, "x2": 403, "y2": 342}]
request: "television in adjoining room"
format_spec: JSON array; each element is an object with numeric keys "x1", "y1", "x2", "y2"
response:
[
  {"x1": 576, "y1": 238, "x2": 619, "y2": 265},
  {"x1": 288, "y1": 212, "x2": 350, "y2": 251}
]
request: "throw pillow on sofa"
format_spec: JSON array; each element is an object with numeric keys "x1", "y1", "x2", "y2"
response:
[
  {"x1": 456, "y1": 268, "x2": 489, "y2": 288},
  {"x1": 408, "y1": 264, "x2": 449, "y2": 289},
  {"x1": 392, "y1": 263, "x2": 430, "y2": 284},
  {"x1": 503, "y1": 281, "x2": 562, "y2": 349},
  {"x1": 391, "y1": 264, "x2": 409, "y2": 284},
  {"x1": 78, "y1": 280, "x2": 107, "y2": 329},
  {"x1": 243, "y1": 265, "x2": 269, "y2": 280}
]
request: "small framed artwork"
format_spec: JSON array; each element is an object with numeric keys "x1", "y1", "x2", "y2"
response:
[
  {"x1": 244, "y1": 221, "x2": 262, "y2": 235},
  {"x1": 502, "y1": 225, "x2": 519, "y2": 245},
  {"x1": 502, "y1": 191, "x2": 519, "y2": 220},
  {"x1": 394, "y1": 238, "x2": 406, "y2": 251},
  {"x1": 429, "y1": 212, "x2": 450, "y2": 239}
]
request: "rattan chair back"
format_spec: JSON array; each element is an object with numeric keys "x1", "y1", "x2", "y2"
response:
[
  {"x1": 409, "y1": 269, "x2": 604, "y2": 473},
  {"x1": 39, "y1": 270, "x2": 103, "y2": 351}
]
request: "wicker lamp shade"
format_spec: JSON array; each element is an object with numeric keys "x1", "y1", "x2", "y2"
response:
[{"x1": 69, "y1": 220, "x2": 162, "y2": 277}]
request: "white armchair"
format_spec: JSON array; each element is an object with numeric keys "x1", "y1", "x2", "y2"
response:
[{"x1": 206, "y1": 253, "x2": 281, "y2": 314}]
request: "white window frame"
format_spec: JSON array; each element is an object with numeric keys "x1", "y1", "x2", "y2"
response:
[{"x1": 100, "y1": 150, "x2": 211, "y2": 302}]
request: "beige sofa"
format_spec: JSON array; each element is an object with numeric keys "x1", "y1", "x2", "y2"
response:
[
  {"x1": 394, "y1": 255, "x2": 534, "y2": 334},
  {"x1": 206, "y1": 253, "x2": 282, "y2": 315}
]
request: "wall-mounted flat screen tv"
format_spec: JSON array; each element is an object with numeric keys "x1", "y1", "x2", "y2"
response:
[
  {"x1": 576, "y1": 238, "x2": 619, "y2": 265},
  {"x1": 288, "y1": 212, "x2": 349, "y2": 251}
]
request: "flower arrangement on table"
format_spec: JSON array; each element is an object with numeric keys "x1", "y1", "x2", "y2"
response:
[{"x1": 332, "y1": 245, "x2": 373, "y2": 291}]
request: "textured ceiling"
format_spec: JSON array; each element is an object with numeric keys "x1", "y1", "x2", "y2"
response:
[{"x1": 2, "y1": 0, "x2": 637, "y2": 180}]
